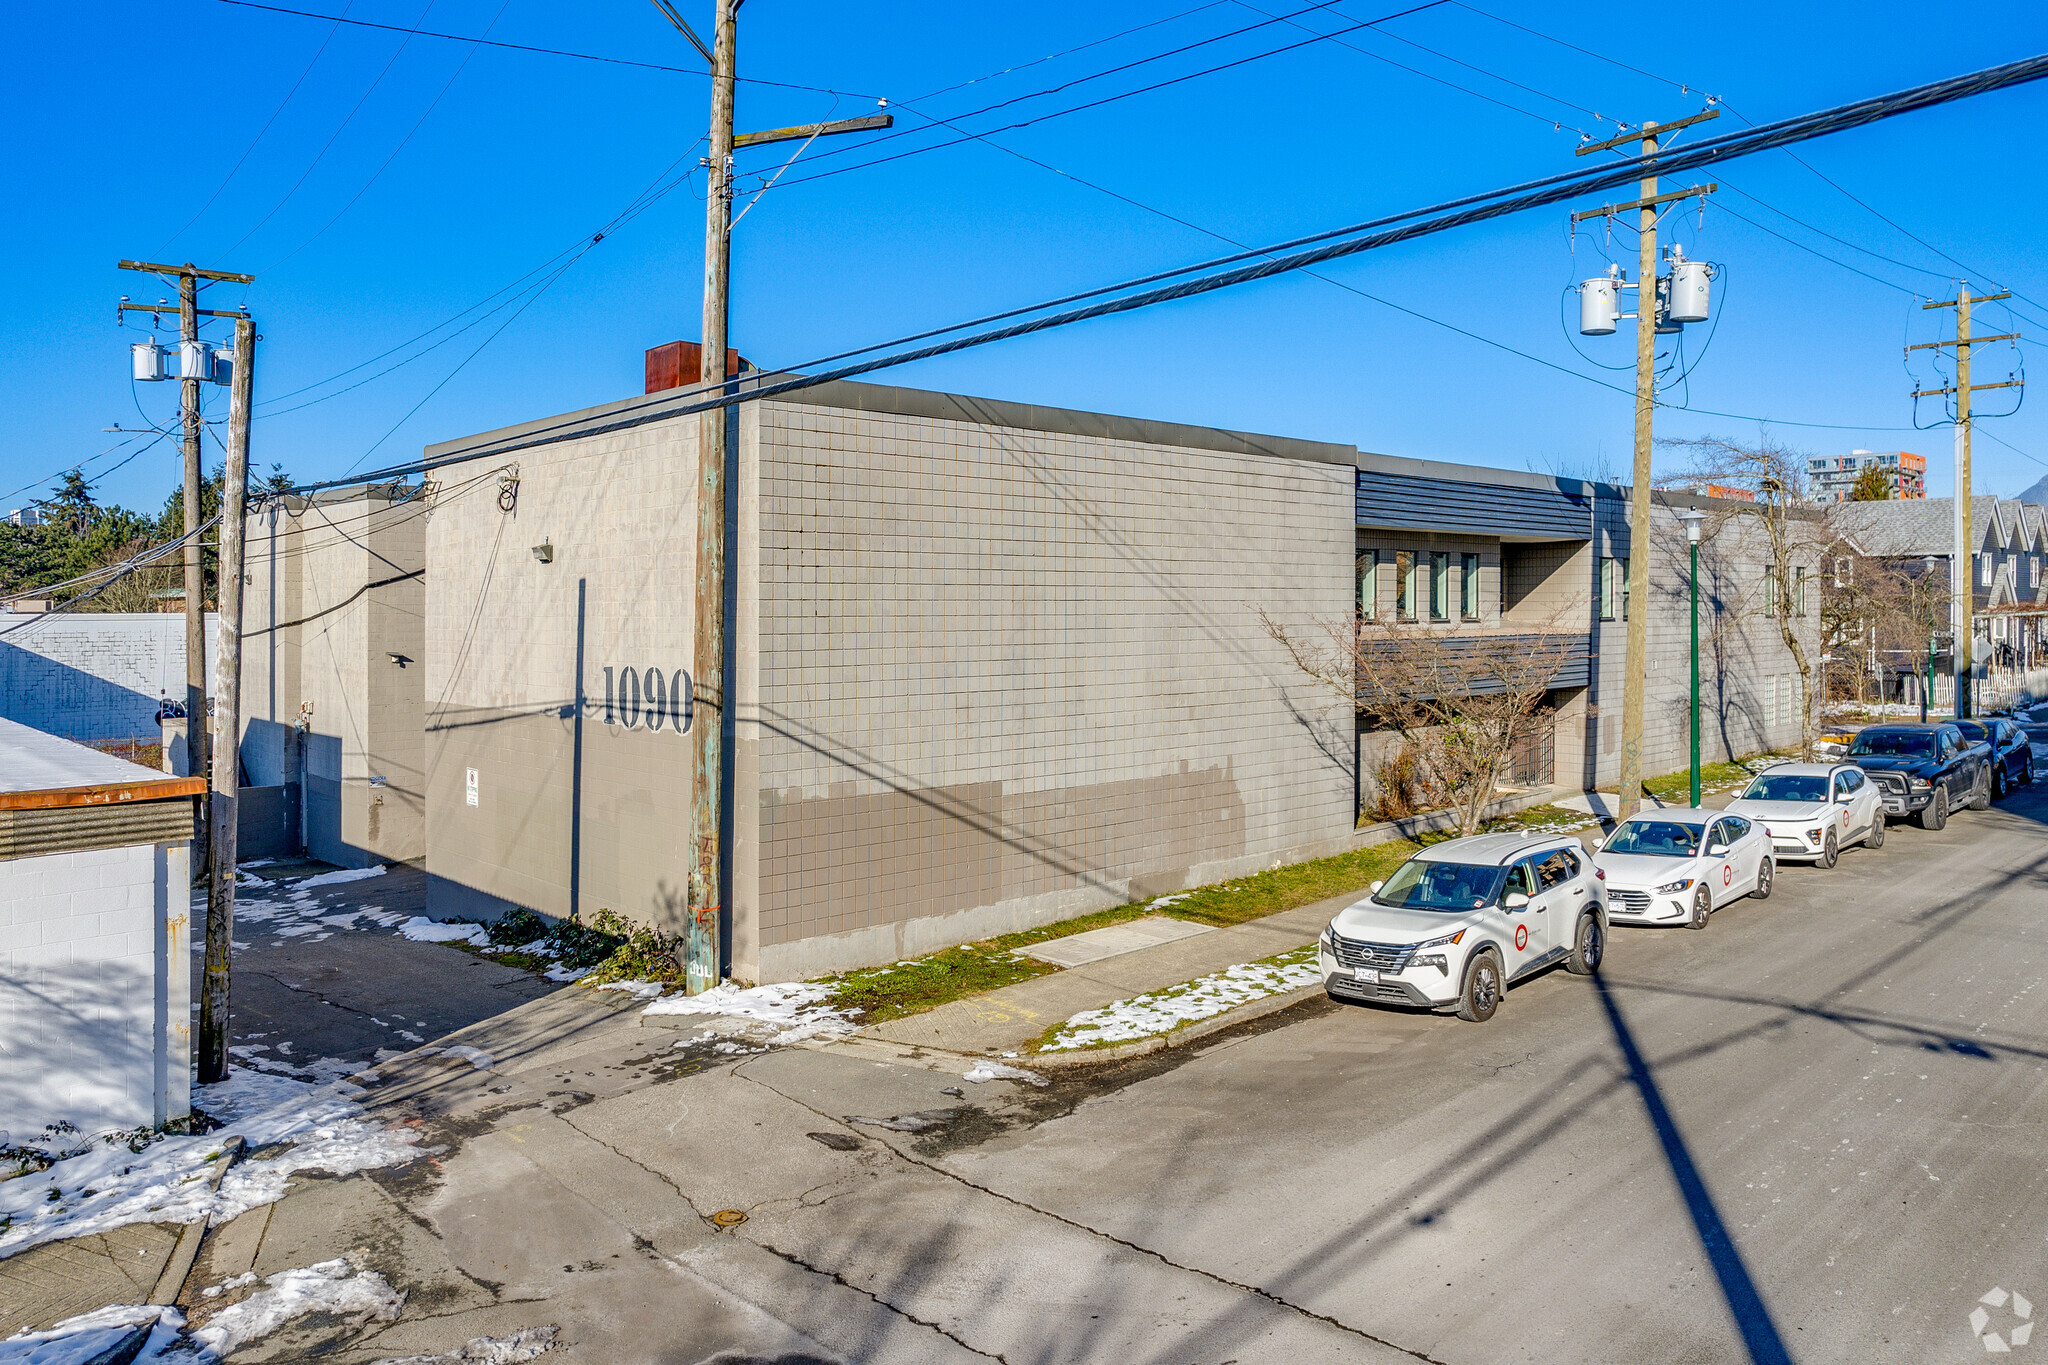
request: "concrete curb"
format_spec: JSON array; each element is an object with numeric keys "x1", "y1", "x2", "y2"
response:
[{"x1": 148, "y1": 1135, "x2": 242, "y2": 1307}]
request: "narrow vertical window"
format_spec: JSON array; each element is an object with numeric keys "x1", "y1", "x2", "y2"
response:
[
  {"x1": 1794, "y1": 566, "x2": 1807, "y2": 617},
  {"x1": 1619, "y1": 557, "x2": 1630, "y2": 620},
  {"x1": 1461, "y1": 553, "x2": 1480, "y2": 619},
  {"x1": 1599, "y1": 558, "x2": 1616, "y2": 622},
  {"x1": 1430, "y1": 551, "x2": 1450, "y2": 620},
  {"x1": 1765, "y1": 572, "x2": 1779, "y2": 617},
  {"x1": 1396, "y1": 551, "x2": 1415, "y2": 620},
  {"x1": 1357, "y1": 550, "x2": 1379, "y2": 620}
]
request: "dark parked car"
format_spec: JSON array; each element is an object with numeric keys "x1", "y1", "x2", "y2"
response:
[
  {"x1": 1953, "y1": 718, "x2": 2035, "y2": 798},
  {"x1": 1844, "y1": 723, "x2": 1993, "y2": 830}
]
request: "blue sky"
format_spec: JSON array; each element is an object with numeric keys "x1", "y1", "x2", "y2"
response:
[{"x1": 9, "y1": 1, "x2": 2048, "y2": 517}]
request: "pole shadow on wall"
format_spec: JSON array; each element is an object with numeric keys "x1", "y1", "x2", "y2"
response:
[{"x1": 569, "y1": 578, "x2": 586, "y2": 922}]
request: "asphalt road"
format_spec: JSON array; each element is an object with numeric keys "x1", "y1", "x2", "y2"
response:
[{"x1": 935, "y1": 753, "x2": 2048, "y2": 1364}]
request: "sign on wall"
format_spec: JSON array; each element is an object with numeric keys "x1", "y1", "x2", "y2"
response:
[{"x1": 600, "y1": 666, "x2": 692, "y2": 734}]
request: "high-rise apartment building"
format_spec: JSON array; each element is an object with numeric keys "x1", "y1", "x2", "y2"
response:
[{"x1": 1809, "y1": 449, "x2": 1926, "y2": 502}]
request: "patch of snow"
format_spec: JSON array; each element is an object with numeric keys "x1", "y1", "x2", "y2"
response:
[
  {"x1": 396, "y1": 917, "x2": 491, "y2": 946},
  {"x1": 641, "y1": 980, "x2": 854, "y2": 1044},
  {"x1": 436, "y1": 1045, "x2": 495, "y2": 1070},
  {"x1": 369, "y1": 1326, "x2": 558, "y2": 1364},
  {"x1": 594, "y1": 979, "x2": 668, "y2": 1001},
  {"x1": 962, "y1": 1062, "x2": 1048, "y2": 1086},
  {"x1": 0, "y1": 1068, "x2": 427, "y2": 1261},
  {"x1": 201, "y1": 1271, "x2": 259, "y2": 1299},
  {"x1": 192, "y1": 1258, "x2": 403, "y2": 1358},
  {"x1": 1039, "y1": 946, "x2": 1321, "y2": 1052},
  {"x1": 0, "y1": 1305, "x2": 187, "y2": 1365},
  {"x1": 542, "y1": 964, "x2": 585, "y2": 983},
  {"x1": 294, "y1": 865, "x2": 387, "y2": 890},
  {"x1": 1145, "y1": 892, "x2": 1193, "y2": 910}
]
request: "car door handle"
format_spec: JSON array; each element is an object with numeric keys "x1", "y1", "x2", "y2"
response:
[{"x1": 1571, "y1": 886, "x2": 1587, "y2": 895}]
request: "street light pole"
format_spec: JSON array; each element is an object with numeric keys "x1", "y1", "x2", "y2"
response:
[{"x1": 1679, "y1": 508, "x2": 1706, "y2": 806}]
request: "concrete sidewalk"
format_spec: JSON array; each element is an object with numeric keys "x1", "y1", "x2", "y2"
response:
[{"x1": 863, "y1": 890, "x2": 1368, "y2": 1056}]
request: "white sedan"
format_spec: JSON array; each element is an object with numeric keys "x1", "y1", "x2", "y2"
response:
[
  {"x1": 1724, "y1": 761, "x2": 1884, "y2": 868},
  {"x1": 1592, "y1": 808, "x2": 1773, "y2": 930}
]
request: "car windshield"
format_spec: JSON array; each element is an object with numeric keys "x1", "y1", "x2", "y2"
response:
[
  {"x1": 1953, "y1": 721, "x2": 1990, "y2": 742},
  {"x1": 1740, "y1": 774, "x2": 1829, "y2": 802},
  {"x1": 1848, "y1": 730, "x2": 1935, "y2": 758},
  {"x1": 1604, "y1": 820, "x2": 1703, "y2": 857},
  {"x1": 1373, "y1": 859, "x2": 1506, "y2": 911}
]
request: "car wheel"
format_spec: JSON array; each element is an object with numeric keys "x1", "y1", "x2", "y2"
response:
[
  {"x1": 1818, "y1": 830, "x2": 1838, "y2": 870},
  {"x1": 2024, "y1": 753, "x2": 2037, "y2": 786},
  {"x1": 1919, "y1": 784, "x2": 1948, "y2": 830},
  {"x1": 1752, "y1": 857, "x2": 1774, "y2": 900},
  {"x1": 1566, "y1": 913, "x2": 1604, "y2": 975},
  {"x1": 1688, "y1": 885, "x2": 1712, "y2": 930},
  {"x1": 1993, "y1": 764, "x2": 2008, "y2": 800},
  {"x1": 1456, "y1": 950, "x2": 1502, "y2": 1022},
  {"x1": 1969, "y1": 766, "x2": 1993, "y2": 811},
  {"x1": 1865, "y1": 815, "x2": 1885, "y2": 849}
]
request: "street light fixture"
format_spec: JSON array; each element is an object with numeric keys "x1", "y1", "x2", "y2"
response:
[{"x1": 1677, "y1": 507, "x2": 1707, "y2": 806}]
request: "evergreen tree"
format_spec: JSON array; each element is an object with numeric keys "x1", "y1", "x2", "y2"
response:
[{"x1": 1847, "y1": 464, "x2": 1894, "y2": 501}]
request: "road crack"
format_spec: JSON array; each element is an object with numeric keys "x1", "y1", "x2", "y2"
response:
[
  {"x1": 731, "y1": 1064, "x2": 1447, "y2": 1363},
  {"x1": 753, "y1": 1240, "x2": 1007, "y2": 1362}
]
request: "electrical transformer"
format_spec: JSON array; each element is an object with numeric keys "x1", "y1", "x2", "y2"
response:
[
  {"x1": 1668, "y1": 256, "x2": 1712, "y2": 323},
  {"x1": 179, "y1": 340, "x2": 212, "y2": 381},
  {"x1": 1578, "y1": 274, "x2": 1620, "y2": 335},
  {"x1": 131, "y1": 340, "x2": 167, "y2": 382}
]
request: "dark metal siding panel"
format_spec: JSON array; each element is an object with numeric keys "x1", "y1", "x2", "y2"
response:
[
  {"x1": 0, "y1": 798, "x2": 193, "y2": 861},
  {"x1": 1358, "y1": 632, "x2": 1591, "y2": 699},
  {"x1": 1356, "y1": 471, "x2": 1592, "y2": 540}
]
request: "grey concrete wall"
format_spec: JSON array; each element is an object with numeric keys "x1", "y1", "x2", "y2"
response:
[
  {"x1": 423, "y1": 426, "x2": 705, "y2": 930},
  {"x1": 0, "y1": 614, "x2": 216, "y2": 743},
  {"x1": 752, "y1": 394, "x2": 1356, "y2": 980},
  {"x1": 241, "y1": 491, "x2": 426, "y2": 867}
]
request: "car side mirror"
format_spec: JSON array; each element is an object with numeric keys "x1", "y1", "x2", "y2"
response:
[
  {"x1": 1369, "y1": 880, "x2": 1383, "y2": 894},
  {"x1": 1835, "y1": 792, "x2": 1852, "y2": 802},
  {"x1": 1708, "y1": 843, "x2": 1730, "y2": 857},
  {"x1": 1503, "y1": 891, "x2": 1530, "y2": 910}
]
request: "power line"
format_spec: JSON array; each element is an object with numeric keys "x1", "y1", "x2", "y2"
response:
[
  {"x1": 155, "y1": 1, "x2": 358, "y2": 258},
  {"x1": 904, "y1": 2, "x2": 1233, "y2": 105},
  {"x1": 295, "y1": 52, "x2": 2043, "y2": 497},
  {"x1": 209, "y1": 0, "x2": 882, "y2": 96},
  {"x1": 255, "y1": 0, "x2": 516, "y2": 275},
  {"x1": 766, "y1": 0, "x2": 1451, "y2": 192},
  {"x1": 217, "y1": 0, "x2": 437, "y2": 261}
]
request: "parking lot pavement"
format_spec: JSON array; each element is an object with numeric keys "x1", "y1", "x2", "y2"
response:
[
  {"x1": 195, "y1": 860, "x2": 562, "y2": 1080},
  {"x1": 934, "y1": 774, "x2": 2048, "y2": 1363}
]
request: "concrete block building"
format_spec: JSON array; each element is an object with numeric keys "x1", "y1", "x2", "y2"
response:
[
  {"x1": 241, "y1": 485, "x2": 426, "y2": 868},
  {"x1": 415, "y1": 373, "x2": 1818, "y2": 984}
]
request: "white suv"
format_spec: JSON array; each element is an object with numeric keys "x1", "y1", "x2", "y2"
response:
[{"x1": 1318, "y1": 833, "x2": 1607, "y2": 1023}]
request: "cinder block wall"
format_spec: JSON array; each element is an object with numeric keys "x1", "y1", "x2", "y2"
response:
[
  {"x1": 752, "y1": 393, "x2": 1357, "y2": 979},
  {"x1": 0, "y1": 615, "x2": 216, "y2": 743}
]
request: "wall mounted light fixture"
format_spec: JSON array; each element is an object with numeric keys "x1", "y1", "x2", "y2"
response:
[{"x1": 532, "y1": 541, "x2": 554, "y2": 563}]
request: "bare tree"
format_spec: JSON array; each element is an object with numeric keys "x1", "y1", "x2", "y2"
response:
[
  {"x1": 1819, "y1": 538, "x2": 1947, "y2": 708},
  {"x1": 1259, "y1": 606, "x2": 1584, "y2": 836},
  {"x1": 1660, "y1": 434, "x2": 1831, "y2": 758}
]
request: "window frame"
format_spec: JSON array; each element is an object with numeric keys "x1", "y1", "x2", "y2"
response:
[
  {"x1": 1460, "y1": 552, "x2": 1481, "y2": 620},
  {"x1": 1599, "y1": 557, "x2": 1618, "y2": 622},
  {"x1": 1357, "y1": 549, "x2": 1380, "y2": 620},
  {"x1": 1429, "y1": 551, "x2": 1451, "y2": 621},
  {"x1": 1395, "y1": 550, "x2": 1416, "y2": 621}
]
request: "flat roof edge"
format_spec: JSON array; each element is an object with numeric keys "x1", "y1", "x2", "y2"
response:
[{"x1": 425, "y1": 377, "x2": 1357, "y2": 469}]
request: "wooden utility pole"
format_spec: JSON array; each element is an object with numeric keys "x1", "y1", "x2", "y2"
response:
[
  {"x1": 116, "y1": 260, "x2": 254, "y2": 874},
  {"x1": 1911, "y1": 290, "x2": 2019, "y2": 720},
  {"x1": 663, "y1": 0, "x2": 891, "y2": 993},
  {"x1": 686, "y1": 0, "x2": 738, "y2": 996},
  {"x1": 202, "y1": 316, "x2": 254, "y2": 1085},
  {"x1": 1573, "y1": 115, "x2": 1717, "y2": 817}
]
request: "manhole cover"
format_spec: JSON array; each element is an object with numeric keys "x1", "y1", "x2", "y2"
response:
[{"x1": 710, "y1": 1209, "x2": 749, "y2": 1228}]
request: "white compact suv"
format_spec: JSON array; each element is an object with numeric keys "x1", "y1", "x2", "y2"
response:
[
  {"x1": 1318, "y1": 833, "x2": 1607, "y2": 1024},
  {"x1": 1724, "y1": 761, "x2": 1884, "y2": 867}
]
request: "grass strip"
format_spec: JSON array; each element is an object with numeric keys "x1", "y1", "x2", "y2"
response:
[{"x1": 820, "y1": 838, "x2": 1421, "y2": 1025}]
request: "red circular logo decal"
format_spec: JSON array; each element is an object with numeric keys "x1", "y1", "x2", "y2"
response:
[
  {"x1": 1514, "y1": 924, "x2": 1529, "y2": 951},
  {"x1": 1723, "y1": 866, "x2": 1733, "y2": 886}
]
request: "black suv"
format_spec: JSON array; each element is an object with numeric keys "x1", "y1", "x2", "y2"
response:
[
  {"x1": 1953, "y1": 718, "x2": 2036, "y2": 798},
  {"x1": 1844, "y1": 723, "x2": 1993, "y2": 830}
]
